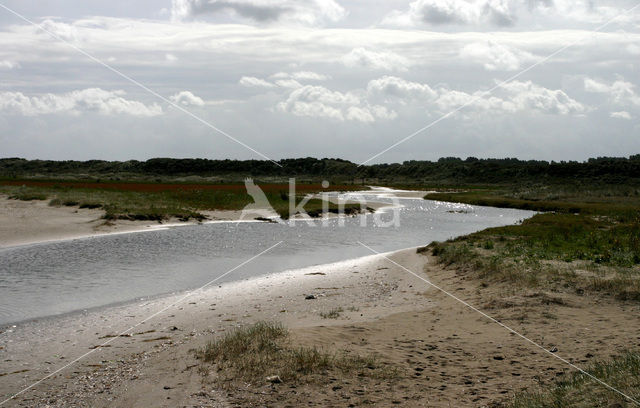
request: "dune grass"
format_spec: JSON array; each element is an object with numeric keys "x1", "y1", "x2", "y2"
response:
[
  {"x1": 319, "y1": 307, "x2": 344, "y2": 319},
  {"x1": 423, "y1": 186, "x2": 640, "y2": 405},
  {"x1": 0, "y1": 183, "x2": 367, "y2": 221},
  {"x1": 423, "y1": 185, "x2": 640, "y2": 301},
  {"x1": 195, "y1": 321, "x2": 397, "y2": 384},
  {"x1": 509, "y1": 351, "x2": 640, "y2": 407}
]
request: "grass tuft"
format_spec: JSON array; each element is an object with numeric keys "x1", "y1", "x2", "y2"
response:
[
  {"x1": 195, "y1": 321, "x2": 397, "y2": 384},
  {"x1": 509, "y1": 351, "x2": 640, "y2": 407},
  {"x1": 319, "y1": 307, "x2": 344, "y2": 319}
]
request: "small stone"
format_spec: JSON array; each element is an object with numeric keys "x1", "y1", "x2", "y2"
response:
[
  {"x1": 305, "y1": 294, "x2": 317, "y2": 300},
  {"x1": 550, "y1": 347, "x2": 558, "y2": 353},
  {"x1": 163, "y1": 386, "x2": 172, "y2": 390}
]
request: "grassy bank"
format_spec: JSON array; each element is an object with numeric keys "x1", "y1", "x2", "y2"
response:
[
  {"x1": 424, "y1": 185, "x2": 640, "y2": 301},
  {"x1": 423, "y1": 185, "x2": 640, "y2": 406},
  {"x1": 0, "y1": 181, "x2": 367, "y2": 221},
  {"x1": 509, "y1": 351, "x2": 640, "y2": 407}
]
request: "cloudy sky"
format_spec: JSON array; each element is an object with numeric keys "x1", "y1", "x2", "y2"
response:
[{"x1": 0, "y1": 0, "x2": 638, "y2": 163}]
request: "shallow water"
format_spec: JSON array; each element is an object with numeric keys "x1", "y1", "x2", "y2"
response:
[{"x1": 0, "y1": 191, "x2": 535, "y2": 325}]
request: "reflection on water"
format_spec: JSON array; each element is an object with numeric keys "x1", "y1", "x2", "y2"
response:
[{"x1": 0, "y1": 192, "x2": 535, "y2": 325}]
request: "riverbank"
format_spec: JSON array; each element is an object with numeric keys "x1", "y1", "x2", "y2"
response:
[
  {"x1": 0, "y1": 192, "x2": 395, "y2": 248},
  {"x1": 2, "y1": 245, "x2": 639, "y2": 407}
]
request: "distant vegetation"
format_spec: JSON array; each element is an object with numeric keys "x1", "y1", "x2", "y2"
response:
[{"x1": 1, "y1": 155, "x2": 640, "y2": 185}]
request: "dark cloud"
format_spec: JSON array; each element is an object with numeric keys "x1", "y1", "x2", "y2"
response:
[{"x1": 183, "y1": 0, "x2": 289, "y2": 22}]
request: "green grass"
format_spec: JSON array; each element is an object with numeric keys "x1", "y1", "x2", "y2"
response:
[
  {"x1": 0, "y1": 184, "x2": 366, "y2": 221},
  {"x1": 195, "y1": 321, "x2": 397, "y2": 384},
  {"x1": 424, "y1": 184, "x2": 640, "y2": 219},
  {"x1": 509, "y1": 351, "x2": 640, "y2": 407},
  {"x1": 7, "y1": 191, "x2": 47, "y2": 201},
  {"x1": 423, "y1": 186, "x2": 640, "y2": 301}
]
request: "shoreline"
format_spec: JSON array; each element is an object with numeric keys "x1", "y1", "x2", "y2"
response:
[
  {"x1": 0, "y1": 247, "x2": 409, "y2": 329},
  {"x1": 2, "y1": 244, "x2": 638, "y2": 406},
  {"x1": 0, "y1": 192, "x2": 399, "y2": 249},
  {"x1": 0, "y1": 248, "x2": 421, "y2": 405}
]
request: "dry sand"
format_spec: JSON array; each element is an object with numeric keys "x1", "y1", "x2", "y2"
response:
[
  {"x1": 0, "y1": 195, "x2": 265, "y2": 248},
  {"x1": 2, "y1": 247, "x2": 639, "y2": 407}
]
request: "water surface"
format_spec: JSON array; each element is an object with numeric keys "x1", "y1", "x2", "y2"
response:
[{"x1": 0, "y1": 191, "x2": 535, "y2": 325}]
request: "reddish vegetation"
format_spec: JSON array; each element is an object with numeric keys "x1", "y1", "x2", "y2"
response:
[{"x1": 0, "y1": 180, "x2": 356, "y2": 193}]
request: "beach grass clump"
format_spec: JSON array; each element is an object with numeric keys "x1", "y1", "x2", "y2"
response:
[
  {"x1": 508, "y1": 351, "x2": 640, "y2": 408},
  {"x1": 78, "y1": 202, "x2": 102, "y2": 209},
  {"x1": 195, "y1": 321, "x2": 397, "y2": 384},
  {"x1": 8, "y1": 191, "x2": 48, "y2": 201},
  {"x1": 319, "y1": 307, "x2": 344, "y2": 319}
]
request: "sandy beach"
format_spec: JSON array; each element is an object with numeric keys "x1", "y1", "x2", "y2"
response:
[
  {"x1": 2, "y1": 243, "x2": 639, "y2": 407},
  {"x1": 0, "y1": 194, "x2": 277, "y2": 248}
]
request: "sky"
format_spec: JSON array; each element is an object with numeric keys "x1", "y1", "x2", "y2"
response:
[{"x1": 0, "y1": 0, "x2": 638, "y2": 164}]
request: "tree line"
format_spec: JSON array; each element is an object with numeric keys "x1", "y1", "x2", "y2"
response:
[{"x1": 1, "y1": 155, "x2": 639, "y2": 185}]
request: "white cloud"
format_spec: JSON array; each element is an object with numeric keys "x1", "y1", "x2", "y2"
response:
[
  {"x1": 0, "y1": 9, "x2": 637, "y2": 162},
  {"x1": 382, "y1": 0, "x2": 516, "y2": 27},
  {"x1": 610, "y1": 111, "x2": 631, "y2": 120},
  {"x1": 584, "y1": 78, "x2": 640, "y2": 106},
  {"x1": 171, "y1": 0, "x2": 347, "y2": 25},
  {"x1": 274, "y1": 79, "x2": 303, "y2": 89},
  {"x1": 367, "y1": 77, "x2": 584, "y2": 116},
  {"x1": 242, "y1": 72, "x2": 329, "y2": 90},
  {"x1": 239, "y1": 76, "x2": 276, "y2": 88},
  {"x1": 0, "y1": 88, "x2": 163, "y2": 116},
  {"x1": 165, "y1": 53, "x2": 178, "y2": 62},
  {"x1": 628, "y1": 44, "x2": 640, "y2": 55},
  {"x1": 170, "y1": 90, "x2": 205, "y2": 106},
  {"x1": 431, "y1": 81, "x2": 585, "y2": 116},
  {"x1": 459, "y1": 41, "x2": 534, "y2": 71},
  {"x1": 277, "y1": 85, "x2": 395, "y2": 122},
  {"x1": 435, "y1": 89, "x2": 508, "y2": 112},
  {"x1": 38, "y1": 19, "x2": 81, "y2": 42},
  {"x1": 341, "y1": 48, "x2": 411, "y2": 72},
  {"x1": 0, "y1": 60, "x2": 19, "y2": 70},
  {"x1": 270, "y1": 71, "x2": 329, "y2": 81},
  {"x1": 496, "y1": 80, "x2": 585, "y2": 115},
  {"x1": 381, "y1": 0, "x2": 638, "y2": 28},
  {"x1": 367, "y1": 76, "x2": 437, "y2": 100},
  {"x1": 291, "y1": 71, "x2": 330, "y2": 81}
]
